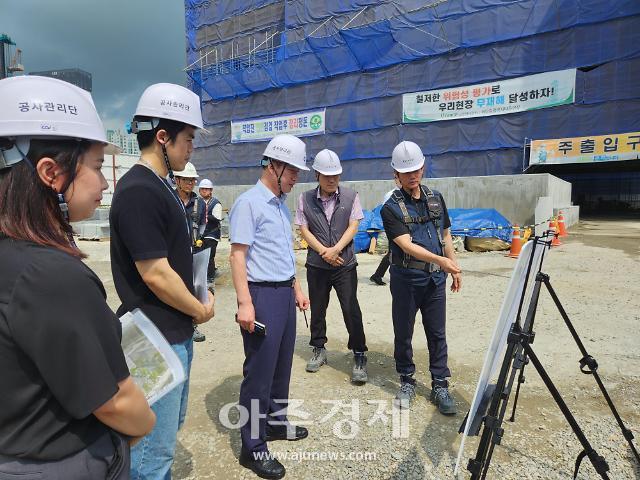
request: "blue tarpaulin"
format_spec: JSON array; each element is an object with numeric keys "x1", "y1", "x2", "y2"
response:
[
  {"x1": 353, "y1": 205, "x2": 385, "y2": 252},
  {"x1": 449, "y1": 208, "x2": 512, "y2": 242},
  {"x1": 186, "y1": 1, "x2": 640, "y2": 185}
]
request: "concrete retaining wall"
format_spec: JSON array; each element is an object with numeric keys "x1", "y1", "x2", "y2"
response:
[
  {"x1": 213, "y1": 173, "x2": 576, "y2": 227},
  {"x1": 72, "y1": 173, "x2": 577, "y2": 239}
]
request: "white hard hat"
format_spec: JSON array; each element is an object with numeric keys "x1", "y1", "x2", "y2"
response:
[
  {"x1": 174, "y1": 161, "x2": 199, "y2": 178},
  {"x1": 0, "y1": 75, "x2": 116, "y2": 169},
  {"x1": 198, "y1": 179, "x2": 213, "y2": 189},
  {"x1": 262, "y1": 134, "x2": 309, "y2": 171},
  {"x1": 133, "y1": 83, "x2": 204, "y2": 130},
  {"x1": 312, "y1": 149, "x2": 342, "y2": 175},
  {"x1": 391, "y1": 140, "x2": 425, "y2": 173}
]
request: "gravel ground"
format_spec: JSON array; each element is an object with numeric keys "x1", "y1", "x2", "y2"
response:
[{"x1": 82, "y1": 219, "x2": 640, "y2": 479}]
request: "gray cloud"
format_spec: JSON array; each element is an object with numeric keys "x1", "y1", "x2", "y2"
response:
[{"x1": 1, "y1": 0, "x2": 187, "y2": 130}]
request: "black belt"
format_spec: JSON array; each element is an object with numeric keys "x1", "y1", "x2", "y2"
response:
[
  {"x1": 391, "y1": 257, "x2": 442, "y2": 273},
  {"x1": 249, "y1": 278, "x2": 295, "y2": 288}
]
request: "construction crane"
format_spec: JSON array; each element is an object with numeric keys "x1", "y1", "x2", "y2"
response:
[{"x1": 1, "y1": 33, "x2": 24, "y2": 79}]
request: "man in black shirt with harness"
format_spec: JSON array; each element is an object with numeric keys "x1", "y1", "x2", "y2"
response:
[{"x1": 381, "y1": 141, "x2": 462, "y2": 415}]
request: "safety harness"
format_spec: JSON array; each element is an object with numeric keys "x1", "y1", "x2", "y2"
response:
[{"x1": 390, "y1": 185, "x2": 445, "y2": 273}]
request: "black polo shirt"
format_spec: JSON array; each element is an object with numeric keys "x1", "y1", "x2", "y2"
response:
[
  {"x1": 0, "y1": 236, "x2": 129, "y2": 460},
  {"x1": 381, "y1": 187, "x2": 452, "y2": 286},
  {"x1": 110, "y1": 164, "x2": 194, "y2": 344}
]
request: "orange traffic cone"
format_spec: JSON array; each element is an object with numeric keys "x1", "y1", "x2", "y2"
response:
[
  {"x1": 549, "y1": 219, "x2": 562, "y2": 246},
  {"x1": 507, "y1": 224, "x2": 523, "y2": 258},
  {"x1": 557, "y1": 211, "x2": 568, "y2": 237}
]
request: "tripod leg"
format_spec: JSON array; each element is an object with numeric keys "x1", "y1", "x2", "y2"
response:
[
  {"x1": 509, "y1": 273, "x2": 544, "y2": 422},
  {"x1": 522, "y1": 343, "x2": 610, "y2": 479},
  {"x1": 468, "y1": 326, "x2": 521, "y2": 479},
  {"x1": 543, "y1": 277, "x2": 640, "y2": 464}
]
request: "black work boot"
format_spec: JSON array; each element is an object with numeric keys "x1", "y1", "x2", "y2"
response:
[
  {"x1": 395, "y1": 375, "x2": 416, "y2": 409},
  {"x1": 430, "y1": 378, "x2": 457, "y2": 415},
  {"x1": 306, "y1": 346, "x2": 327, "y2": 372},
  {"x1": 351, "y1": 352, "x2": 368, "y2": 384}
]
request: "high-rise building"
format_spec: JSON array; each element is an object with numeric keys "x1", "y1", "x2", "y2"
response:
[
  {"x1": 107, "y1": 129, "x2": 140, "y2": 156},
  {"x1": 29, "y1": 68, "x2": 92, "y2": 92}
]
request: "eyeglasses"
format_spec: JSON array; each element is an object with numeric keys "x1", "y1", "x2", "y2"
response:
[{"x1": 177, "y1": 177, "x2": 197, "y2": 183}]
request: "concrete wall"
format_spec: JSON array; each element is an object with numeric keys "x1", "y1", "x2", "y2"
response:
[
  {"x1": 213, "y1": 173, "x2": 575, "y2": 227},
  {"x1": 77, "y1": 172, "x2": 576, "y2": 239}
]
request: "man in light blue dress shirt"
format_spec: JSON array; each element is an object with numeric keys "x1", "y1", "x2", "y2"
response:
[{"x1": 229, "y1": 134, "x2": 311, "y2": 480}]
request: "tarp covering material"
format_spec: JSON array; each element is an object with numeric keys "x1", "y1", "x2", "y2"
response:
[
  {"x1": 186, "y1": 1, "x2": 640, "y2": 185},
  {"x1": 185, "y1": 0, "x2": 280, "y2": 29},
  {"x1": 199, "y1": 16, "x2": 640, "y2": 117},
  {"x1": 448, "y1": 208, "x2": 513, "y2": 242},
  {"x1": 191, "y1": 97, "x2": 640, "y2": 184},
  {"x1": 354, "y1": 231, "x2": 371, "y2": 253},
  {"x1": 188, "y1": 1, "x2": 640, "y2": 99},
  {"x1": 352, "y1": 205, "x2": 386, "y2": 253},
  {"x1": 195, "y1": 99, "x2": 640, "y2": 162},
  {"x1": 360, "y1": 205, "x2": 384, "y2": 231}
]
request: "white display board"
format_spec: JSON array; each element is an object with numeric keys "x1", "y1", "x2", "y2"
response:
[{"x1": 454, "y1": 240, "x2": 546, "y2": 475}]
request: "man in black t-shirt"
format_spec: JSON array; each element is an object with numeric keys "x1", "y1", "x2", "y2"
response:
[
  {"x1": 110, "y1": 83, "x2": 214, "y2": 479},
  {"x1": 381, "y1": 141, "x2": 462, "y2": 416}
]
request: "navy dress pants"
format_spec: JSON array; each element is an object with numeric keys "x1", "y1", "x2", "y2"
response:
[
  {"x1": 239, "y1": 284, "x2": 296, "y2": 453},
  {"x1": 390, "y1": 272, "x2": 451, "y2": 380}
]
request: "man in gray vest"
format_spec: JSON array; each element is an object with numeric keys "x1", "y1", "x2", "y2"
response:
[{"x1": 295, "y1": 149, "x2": 368, "y2": 383}]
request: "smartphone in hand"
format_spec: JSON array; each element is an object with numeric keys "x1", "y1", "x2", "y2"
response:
[{"x1": 253, "y1": 321, "x2": 266, "y2": 336}]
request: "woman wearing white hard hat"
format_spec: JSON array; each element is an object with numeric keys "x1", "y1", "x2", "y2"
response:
[
  {"x1": 295, "y1": 149, "x2": 369, "y2": 384},
  {"x1": 229, "y1": 134, "x2": 310, "y2": 478},
  {"x1": 0, "y1": 76, "x2": 155, "y2": 478},
  {"x1": 381, "y1": 140, "x2": 462, "y2": 415},
  {"x1": 197, "y1": 178, "x2": 223, "y2": 283},
  {"x1": 109, "y1": 83, "x2": 214, "y2": 479}
]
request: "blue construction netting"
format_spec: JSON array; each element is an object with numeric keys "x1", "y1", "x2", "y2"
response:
[
  {"x1": 187, "y1": 1, "x2": 640, "y2": 100},
  {"x1": 199, "y1": 15, "x2": 640, "y2": 124},
  {"x1": 193, "y1": 99, "x2": 640, "y2": 166},
  {"x1": 185, "y1": 0, "x2": 640, "y2": 185}
]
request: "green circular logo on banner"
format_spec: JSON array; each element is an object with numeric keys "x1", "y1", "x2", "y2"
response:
[{"x1": 310, "y1": 114, "x2": 322, "y2": 130}]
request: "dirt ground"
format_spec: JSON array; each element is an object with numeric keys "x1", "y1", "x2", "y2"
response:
[{"x1": 82, "y1": 219, "x2": 640, "y2": 479}]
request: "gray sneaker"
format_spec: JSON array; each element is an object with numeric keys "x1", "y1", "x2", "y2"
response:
[
  {"x1": 306, "y1": 347, "x2": 327, "y2": 372},
  {"x1": 351, "y1": 354, "x2": 368, "y2": 384},
  {"x1": 430, "y1": 384, "x2": 457, "y2": 415},
  {"x1": 395, "y1": 381, "x2": 416, "y2": 408},
  {"x1": 193, "y1": 326, "x2": 206, "y2": 342}
]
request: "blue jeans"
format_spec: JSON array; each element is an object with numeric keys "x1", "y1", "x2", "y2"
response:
[{"x1": 131, "y1": 337, "x2": 193, "y2": 480}]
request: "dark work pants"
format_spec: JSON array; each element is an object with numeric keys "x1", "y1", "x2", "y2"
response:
[
  {"x1": 202, "y1": 238, "x2": 218, "y2": 279},
  {"x1": 239, "y1": 284, "x2": 296, "y2": 453},
  {"x1": 0, "y1": 430, "x2": 130, "y2": 479},
  {"x1": 372, "y1": 251, "x2": 391, "y2": 279},
  {"x1": 307, "y1": 265, "x2": 367, "y2": 352},
  {"x1": 390, "y1": 273, "x2": 451, "y2": 380}
]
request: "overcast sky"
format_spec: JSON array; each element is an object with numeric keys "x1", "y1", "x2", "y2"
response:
[{"x1": 1, "y1": 0, "x2": 187, "y2": 131}]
